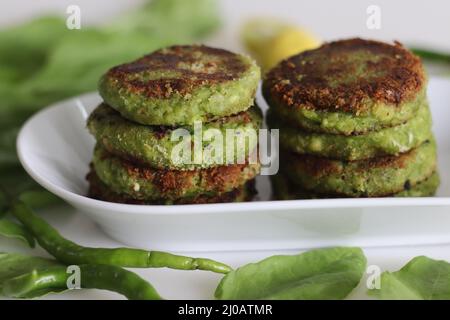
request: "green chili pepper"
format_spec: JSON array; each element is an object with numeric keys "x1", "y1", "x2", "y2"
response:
[
  {"x1": 11, "y1": 200, "x2": 231, "y2": 274},
  {"x1": 411, "y1": 48, "x2": 450, "y2": 64},
  {"x1": 3, "y1": 264, "x2": 162, "y2": 300}
]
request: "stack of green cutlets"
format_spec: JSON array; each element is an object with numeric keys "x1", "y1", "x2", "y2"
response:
[
  {"x1": 263, "y1": 38, "x2": 440, "y2": 199},
  {"x1": 87, "y1": 45, "x2": 262, "y2": 204}
]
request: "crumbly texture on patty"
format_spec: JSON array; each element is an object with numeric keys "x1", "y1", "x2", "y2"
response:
[
  {"x1": 88, "y1": 103, "x2": 262, "y2": 170},
  {"x1": 264, "y1": 38, "x2": 425, "y2": 113},
  {"x1": 280, "y1": 138, "x2": 437, "y2": 197},
  {"x1": 92, "y1": 145, "x2": 261, "y2": 200},
  {"x1": 87, "y1": 170, "x2": 256, "y2": 205},
  {"x1": 271, "y1": 171, "x2": 440, "y2": 200},
  {"x1": 263, "y1": 38, "x2": 427, "y2": 135},
  {"x1": 266, "y1": 103, "x2": 432, "y2": 160},
  {"x1": 99, "y1": 45, "x2": 261, "y2": 125}
]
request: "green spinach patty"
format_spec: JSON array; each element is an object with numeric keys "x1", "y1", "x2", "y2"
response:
[
  {"x1": 92, "y1": 145, "x2": 261, "y2": 201},
  {"x1": 271, "y1": 172, "x2": 440, "y2": 200},
  {"x1": 88, "y1": 170, "x2": 256, "y2": 205},
  {"x1": 263, "y1": 38, "x2": 427, "y2": 135},
  {"x1": 88, "y1": 103, "x2": 262, "y2": 170},
  {"x1": 267, "y1": 103, "x2": 432, "y2": 160},
  {"x1": 280, "y1": 139, "x2": 437, "y2": 197},
  {"x1": 99, "y1": 45, "x2": 261, "y2": 126}
]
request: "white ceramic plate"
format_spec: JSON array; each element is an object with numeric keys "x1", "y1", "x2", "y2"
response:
[{"x1": 17, "y1": 77, "x2": 450, "y2": 252}]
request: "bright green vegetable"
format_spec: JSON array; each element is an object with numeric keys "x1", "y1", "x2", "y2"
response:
[
  {"x1": 2, "y1": 267, "x2": 71, "y2": 299},
  {"x1": 411, "y1": 48, "x2": 450, "y2": 64},
  {"x1": 0, "y1": 192, "x2": 7, "y2": 217},
  {"x1": 0, "y1": 17, "x2": 69, "y2": 84},
  {"x1": 18, "y1": 190, "x2": 62, "y2": 209},
  {"x1": 11, "y1": 200, "x2": 231, "y2": 274},
  {"x1": 0, "y1": 253, "x2": 66, "y2": 298},
  {"x1": 0, "y1": 219, "x2": 35, "y2": 247},
  {"x1": 369, "y1": 256, "x2": 450, "y2": 300},
  {"x1": 109, "y1": 0, "x2": 220, "y2": 40},
  {"x1": 0, "y1": 182, "x2": 62, "y2": 221},
  {"x1": 3, "y1": 264, "x2": 162, "y2": 300},
  {"x1": 0, "y1": 252, "x2": 61, "y2": 284},
  {"x1": 215, "y1": 247, "x2": 366, "y2": 300},
  {"x1": 0, "y1": 0, "x2": 220, "y2": 202},
  {"x1": 0, "y1": 253, "x2": 162, "y2": 300},
  {"x1": 0, "y1": 167, "x2": 41, "y2": 201}
]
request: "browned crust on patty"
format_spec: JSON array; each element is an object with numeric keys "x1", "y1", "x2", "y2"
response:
[
  {"x1": 87, "y1": 170, "x2": 256, "y2": 204},
  {"x1": 263, "y1": 38, "x2": 425, "y2": 113},
  {"x1": 282, "y1": 145, "x2": 419, "y2": 178},
  {"x1": 275, "y1": 171, "x2": 436, "y2": 199},
  {"x1": 126, "y1": 161, "x2": 254, "y2": 194},
  {"x1": 104, "y1": 45, "x2": 248, "y2": 99},
  {"x1": 96, "y1": 148, "x2": 260, "y2": 195},
  {"x1": 91, "y1": 102, "x2": 254, "y2": 134}
]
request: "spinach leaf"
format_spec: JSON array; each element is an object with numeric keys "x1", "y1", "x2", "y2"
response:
[
  {"x1": 0, "y1": 0, "x2": 220, "y2": 205},
  {"x1": 369, "y1": 256, "x2": 450, "y2": 300},
  {"x1": 215, "y1": 247, "x2": 366, "y2": 300},
  {"x1": 19, "y1": 190, "x2": 62, "y2": 209},
  {"x1": 0, "y1": 17, "x2": 69, "y2": 83},
  {"x1": 0, "y1": 252, "x2": 61, "y2": 285},
  {"x1": 0, "y1": 219, "x2": 35, "y2": 247},
  {"x1": 108, "y1": 0, "x2": 220, "y2": 39},
  {"x1": 0, "y1": 253, "x2": 65, "y2": 298}
]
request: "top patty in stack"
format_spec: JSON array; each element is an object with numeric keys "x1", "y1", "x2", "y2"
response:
[
  {"x1": 99, "y1": 45, "x2": 261, "y2": 126},
  {"x1": 263, "y1": 38, "x2": 426, "y2": 136}
]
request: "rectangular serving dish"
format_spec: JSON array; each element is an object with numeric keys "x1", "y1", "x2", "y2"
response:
[{"x1": 17, "y1": 77, "x2": 450, "y2": 252}]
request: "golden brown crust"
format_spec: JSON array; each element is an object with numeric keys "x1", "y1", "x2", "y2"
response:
[
  {"x1": 263, "y1": 38, "x2": 425, "y2": 113},
  {"x1": 125, "y1": 161, "x2": 255, "y2": 194},
  {"x1": 96, "y1": 148, "x2": 260, "y2": 196},
  {"x1": 87, "y1": 170, "x2": 256, "y2": 204},
  {"x1": 274, "y1": 171, "x2": 437, "y2": 199},
  {"x1": 91, "y1": 102, "x2": 255, "y2": 136},
  {"x1": 105, "y1": 45, "x2": 248, "y2": 99},
  {"x1": 282, "y1": 145, "x2": 418, "y2": 178}
]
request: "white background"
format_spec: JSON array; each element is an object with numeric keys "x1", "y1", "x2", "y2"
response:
[
  {"x1": 2, "y1": 0, "x2": 450, "y2": 300},
  {"x1": 2, "y1": 0, "x2": 450, "y2": 51}
]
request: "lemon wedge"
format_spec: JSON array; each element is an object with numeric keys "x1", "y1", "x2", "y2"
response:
[{"x1": 242, "y1": 18, "x2": 321, "y2": 71}]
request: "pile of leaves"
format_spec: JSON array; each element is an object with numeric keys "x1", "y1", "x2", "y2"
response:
[{"x1": 0, "y1": 0, "x2": 220, "y2": 198}]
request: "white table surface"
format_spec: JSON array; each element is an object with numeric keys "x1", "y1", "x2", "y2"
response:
[
  {"x1": 2, "y1": 205, "x2": 450, "y2": 300},
  {"x1": 2, "y1": 0, "x2": 450, "y2": 300}
]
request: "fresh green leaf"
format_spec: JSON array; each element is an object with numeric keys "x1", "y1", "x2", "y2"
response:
[
  {"x1": 0, "y1": 17, "x2": 69, "y2": 83},
  {"x1": 0, "y1": 0, "x2": 220, "y2": 204},
  {"x1": 0, "y1": 219, "x2": 35, "y2": 247},
  {"x1": 19, "y1": 190, "x2": 62, "y2": 209},
  {"x1": 2, "y1": 269, "x2": 68, "y2": 299},
  {"x1": 215, "y1": 247, "x2": 366, "y2": 300},
  {"x1": 369, "y1": 256, "x2": 450, "y2": 300},
  {"x1": 108, "y1": 0, "x2": 220, "y2": 39},
  {"x1": 19, "y1": 29, "x2": 174, "y2": 113},
  {"x1": 0, "y1": 253, "x2": 65, "y2": 298},
  {"x1": 0, "y1": 166, "x2": 41, "y2": 199},
  {"x1": 0, "y1": 253, "x2": 62, "y2": 286},
  {"x1": 0, "y1": 191, "x2": 8, "y2": 215}
]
